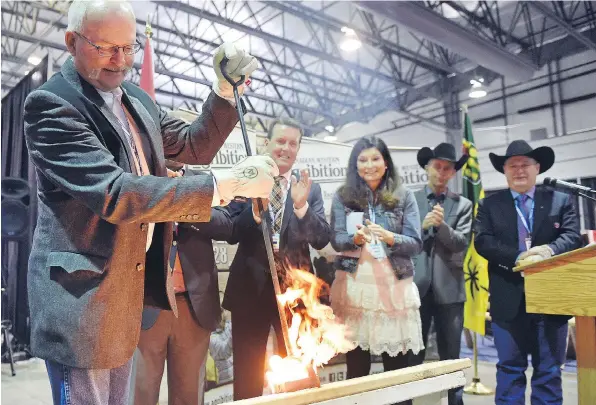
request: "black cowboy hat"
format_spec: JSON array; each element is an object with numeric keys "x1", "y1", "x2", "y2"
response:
[
  {"x1": 489, "y1": 140, "x2": 554, "y2": 174},
  {"x1": 417, "y1": 142, "x2": 468, "y2": 171}
]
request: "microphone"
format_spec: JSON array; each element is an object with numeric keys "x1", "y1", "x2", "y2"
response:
[{"x1": 543, "y1": 177, "x2": 595, "y2": 194}]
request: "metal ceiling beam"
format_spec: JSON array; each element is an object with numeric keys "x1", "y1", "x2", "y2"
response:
[
  {"x1": 3, "y1": 3, "x2": 362, "y2": 99},
  {"x1": 530, "y1": 1, "x2": 596, "y2": 53},
  {"x1": 265, "y1": 1, "x2": 460, "y2": 75},
  {"x1": 355, "y1": 1, "x2": 539, "y2": 81},
  {"x1": 441, "y1": 1, "x2": 529, "y2": 49},
  {"x1": 157, "y1": 0, "x2": 417, "y2": 91},
  {"x1": 0, "y1": 6, "x2": 358, "y2": 106},
  {"x1": 1, "y1": 29, "x2": 333, "y2": 118}
]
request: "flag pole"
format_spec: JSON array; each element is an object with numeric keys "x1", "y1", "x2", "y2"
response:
[
  {"x1": 461, "y1": 103, "x2": 493, "y2": 396},
  {"x1": 464, "y1": 333, "x2": 494, "y2": 395}
]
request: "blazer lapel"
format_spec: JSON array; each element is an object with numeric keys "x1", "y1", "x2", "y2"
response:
[
  {"x1": 415, "y1": 189, "x2": 430, "y2": 218},
  {"x1": 442, "y1": 192, "x2": 456, "y2": 219}
]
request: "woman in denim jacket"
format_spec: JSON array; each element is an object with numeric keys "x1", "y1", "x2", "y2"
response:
[{"x1": 330, "y1": 136, "x2": 424, "y2": 402}]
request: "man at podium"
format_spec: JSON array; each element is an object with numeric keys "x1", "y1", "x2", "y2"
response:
[{"x1": 474, "y1": 140, "x2": 582, "y2": 405}]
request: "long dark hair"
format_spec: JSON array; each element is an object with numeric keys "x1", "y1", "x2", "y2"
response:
[{"x1": 338, "y1": 136, "x2": 400, "y2": 210}]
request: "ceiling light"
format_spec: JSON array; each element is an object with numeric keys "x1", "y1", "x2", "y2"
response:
[
  {"x1": 468, "y1": 78, "x2": 487, "y2": 99},
  {"x1": 28, "y1": 55, "x2": 42, "y2": 65},
  {"x1": 340, "y1": 27, "x2": 361, "y2": 52}
]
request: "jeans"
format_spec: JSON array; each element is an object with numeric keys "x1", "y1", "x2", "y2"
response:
[
  {"x1": 492, "y1": 313, "x2": 568, "y2": 405},
  {"x1": 46, "y1": 357, "x2": 133, "y2": 405}
]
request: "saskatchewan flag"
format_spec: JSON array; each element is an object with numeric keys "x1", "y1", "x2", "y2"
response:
[{"x1": 461, "y1": 107, "x2": 490, "y2": 336}]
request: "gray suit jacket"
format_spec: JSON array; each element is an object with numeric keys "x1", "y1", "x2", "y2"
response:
[
  {"x1": 412, "y1": 188, "x2": 473, "y2": 304},
  {"x1": 24, "y1": 58, "x2": 239, "y2": 368}
]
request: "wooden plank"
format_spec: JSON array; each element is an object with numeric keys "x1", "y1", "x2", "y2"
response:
[
  {"x1": 311, "y1": 371, "x2": 466, "y2": 405},
  {"x1": 576, "y1": 316, "x2": 596, "y2": 405},
  {"x1": 221, "y1": 359, "x2": 471, "y2": 405}
]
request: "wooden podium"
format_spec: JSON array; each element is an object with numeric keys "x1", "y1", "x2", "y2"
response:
[{"x1": 515, "y1": 243, "x2": 596, "y2": 405}]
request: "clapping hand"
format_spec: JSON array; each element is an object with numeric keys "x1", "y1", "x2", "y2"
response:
[
  {"x1": 422, "y1": 204, "x2": 444, "y2": 230},
  {"x1": 353, "y1": 224, "x2": 372, "y2": 246},
  {"x1": 290, "y1": 169, "x2": 311, "y2": 210},
  {"x1": 365, "y1": 219, "x2": 393, "y2": 244}
]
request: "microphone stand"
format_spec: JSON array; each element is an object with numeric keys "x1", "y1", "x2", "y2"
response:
[{"x1": 578, "y1": 192, "x2": 596, "y2": 203}]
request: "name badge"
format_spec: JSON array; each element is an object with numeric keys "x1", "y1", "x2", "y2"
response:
[
  {"x1": 369, "y1": 241, "x2": 386, "y2": 260},
  {"x1": 272, "y1": 233, "x2": 280, "y2": 253},
  {"x1": 525, "y1": 237, "x2": 532, "y2": 251}
]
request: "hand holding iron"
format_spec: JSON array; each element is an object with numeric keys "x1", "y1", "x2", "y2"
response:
[
  {"x1": 213, "y1": 156, "x2": 279, "y2": 205},
  {"x1": 212, "y1": 42, "x2": 258, "y2": 99}
]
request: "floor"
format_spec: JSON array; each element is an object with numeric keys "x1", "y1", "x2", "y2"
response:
[
  {"x1": 1, "y1": 328, "x2": 579, "y2": 404},
  {"x1": 1, "y1": 358, "x2": 579, "y2": 405}
]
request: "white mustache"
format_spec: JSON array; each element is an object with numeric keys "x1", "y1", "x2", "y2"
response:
[{"x1": 88, "y1": 67, "x2": 131, "y2": 80}]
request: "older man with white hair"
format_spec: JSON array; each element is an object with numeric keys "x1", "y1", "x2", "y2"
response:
[{"x1": 23, "y1": 0, "x2": 274, "y2": 404}]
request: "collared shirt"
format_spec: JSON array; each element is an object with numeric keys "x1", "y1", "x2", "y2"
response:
[
  {"x1": 424, "y1": 185, "x2": 446, "y2": 207},
  {"x1": 510, "y1": 186, "x2": 536, "y2": 224}
]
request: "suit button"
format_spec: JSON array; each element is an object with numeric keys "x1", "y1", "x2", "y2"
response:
[
  {"x1": 136, "y1": 263, "x2": 144, "y2": 272},
  {"x1": 192, "y1": 214, "x2": 199, "y2": 220},
  {"x1": 140, "y1": 223, "x2": 147, "y2": 231}
]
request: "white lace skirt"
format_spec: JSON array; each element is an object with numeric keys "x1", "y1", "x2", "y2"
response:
[{"x1": 330, "y1": 246, "x2": 424, "y2": 357}]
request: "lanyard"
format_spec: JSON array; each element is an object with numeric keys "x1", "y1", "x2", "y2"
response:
[
  {"x1": 514, "y1": 198, "x2": 534, "y2": 234},
  {"x1": 368, "y1": 203, "x2": 376, "y2": 224}
]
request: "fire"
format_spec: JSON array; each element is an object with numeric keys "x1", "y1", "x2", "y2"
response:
[{"x1": 265, "y1": 267, "x2": 355, "y2": 392}]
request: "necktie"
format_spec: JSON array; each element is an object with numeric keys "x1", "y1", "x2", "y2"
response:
[
  {"x1": 516, "y1": 194, "x2": 531, "y2": 251},
  {"x1": 270, "y1": 176, "x2": 286, "y2": 234},
  {"x1": 113, "y1": 92, "x2": 145, "y2": 176}
]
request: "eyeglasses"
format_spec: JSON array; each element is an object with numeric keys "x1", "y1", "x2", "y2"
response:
[{"x1": 75, "y1": 32, "x2": 141, "y2": 57}]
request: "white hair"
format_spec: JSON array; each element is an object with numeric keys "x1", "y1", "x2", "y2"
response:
[{"x1": 67, "y1": 0, "x2": 135, "y2": 32}]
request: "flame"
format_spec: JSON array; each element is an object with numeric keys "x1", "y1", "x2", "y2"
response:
[{"x1": 265, "y1": 267, "x2": 354, "y2": 391}]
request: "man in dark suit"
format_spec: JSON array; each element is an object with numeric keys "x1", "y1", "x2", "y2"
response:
[
  {"x1": 410, "y1": 143, "x2": 472, "y2": 405},
  {"x1": 23, "y1": 1, "x2": 275, "y2": 404},
  {"x1": 475, "y1": 140, "x2": 581, "y2": 405},
  {"x1": 133, "y1": 163, "x2": 232, "y2": 405},
  {"x1": 223, "y1": 118, "x2": 332, "y2": 400}
]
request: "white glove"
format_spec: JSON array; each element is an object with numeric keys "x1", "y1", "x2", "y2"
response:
[
  {"x1": 213, "y1": 155, "x2": 279, "y2": 204},
  {"x1": 518, "y1": 245, "x2": 553, "y2": 261},
  {"x1": 212, "y1": 42, "x2": 259, "y2": 99},
  {"x1": 517, "y1": 254, "x2": 544, "y2": 266}
]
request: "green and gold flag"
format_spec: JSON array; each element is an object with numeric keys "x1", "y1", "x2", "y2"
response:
[{"x1": 462, "y1": 106, "x2": 490, "y2": 335}]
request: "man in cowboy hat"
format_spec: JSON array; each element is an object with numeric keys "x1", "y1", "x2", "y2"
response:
[
  {"x1": 475, "y1": 140, "x2": 581, "y2": 405},
  {"x1": 410, "y1": 142, "x2": 472, "y2": 405}
]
